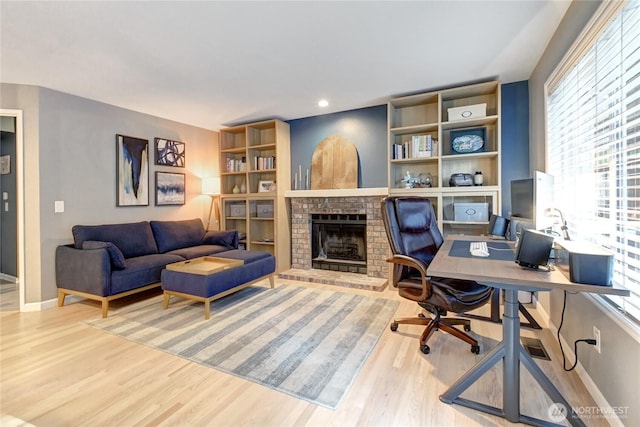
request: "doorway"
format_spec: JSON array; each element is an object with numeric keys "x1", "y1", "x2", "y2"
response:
[{"x1": 0, "y1": 110, "x2": 24, "y2": 312}]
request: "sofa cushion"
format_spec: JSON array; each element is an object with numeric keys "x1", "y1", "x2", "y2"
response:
[
  {"x1": 150, "y1": 219, "x2": 206, "y2": 253},
  {"x1": 73, "y1": 221, "x2": 158, "y2": 259},
  {"x1": 111, "y1": 253, "x2": 184, "y2": 295},
  {"x1": 82, "y1": 240, "x2": 127, "y2": 270},
  {"x1": 202, "y1": 230, "x2": 238, "y2": 249}
]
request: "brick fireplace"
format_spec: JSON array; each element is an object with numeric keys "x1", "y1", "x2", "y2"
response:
[{"x1": 285, "y1": 189, "x2": 389, "y2": 286}]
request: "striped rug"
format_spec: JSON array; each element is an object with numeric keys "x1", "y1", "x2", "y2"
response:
[{"x1": 84, "y1": 284, "x2": 399, "y2": 409}]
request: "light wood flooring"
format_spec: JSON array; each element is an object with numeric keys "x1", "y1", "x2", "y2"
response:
[
  {"x1": 0, "y1": 279, "x2": 609, "y2": 427},
  {"x1": 0, "y1": 280, "x2": 18, "y2": 312}
]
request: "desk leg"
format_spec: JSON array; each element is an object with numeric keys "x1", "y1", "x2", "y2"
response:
[
  {"x1": 503, "y1": 289, "x2": 521, "y2": 421},
  {"x1": 440, "y1": 288, "x2": 587, "y2": 427}
]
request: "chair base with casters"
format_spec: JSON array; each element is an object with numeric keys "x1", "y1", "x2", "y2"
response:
[
  {"x1": 390, "y1": 312, "x2": 481, "y2": 355},
  {"x1": 391, "y1": 299, "x2": 483, "y2": 355}
]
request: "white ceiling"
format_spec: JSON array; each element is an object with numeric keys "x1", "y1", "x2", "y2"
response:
[{"x1": 0, "y1": 1, "x2": 571, "y2": 131}]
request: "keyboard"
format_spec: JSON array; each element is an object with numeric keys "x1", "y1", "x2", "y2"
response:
[{"x1": 470, "y1": 241, "x2": 488, "y2": 253}]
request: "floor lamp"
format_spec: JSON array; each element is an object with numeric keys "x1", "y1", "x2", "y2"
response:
[{"x1": 202, "y1": 177, "x2": 220, "y2": 231}]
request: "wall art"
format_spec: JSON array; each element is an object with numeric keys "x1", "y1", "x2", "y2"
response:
[
  {"x1": 116, "y1": 134, "x2": 149, "y2": 206},
  {"x1": 155, "y1": 171, "x2": 185, "y2": 206},
  {"x1": 155, "y1": 138, "x2": 185, "y2": 167},
  {"x1": 0, "y1": 155, "x2": 10, "y2": 175}
]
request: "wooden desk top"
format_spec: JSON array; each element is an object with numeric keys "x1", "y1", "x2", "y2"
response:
[{"x1": 429, "y1": 235, "x2": 629, "y2": 296}]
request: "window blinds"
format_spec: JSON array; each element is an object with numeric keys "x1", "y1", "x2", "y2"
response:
[{"x1": 547, "y1": 0, "x2": 640, "y2": 322}]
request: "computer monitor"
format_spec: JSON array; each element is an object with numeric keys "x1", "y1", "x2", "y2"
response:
[
  {"x1": 510, "y1": 171, "x2": 555, "y2": 231},
  {"x1": 515, "y1": 228, "x2": 555, "y2": 270}
]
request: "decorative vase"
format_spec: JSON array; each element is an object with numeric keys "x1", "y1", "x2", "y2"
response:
[
  {"x1": 232, "y1": 184, "x2": 240, "y2": 194},
  {"x1": 473, "y1": 171, "x2": 484, "y2": 186},
  {"x1": 240, "y1": 181, "x2": 246, "y2": 193}
]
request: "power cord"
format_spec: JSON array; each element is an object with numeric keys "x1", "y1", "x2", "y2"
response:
[{"x1": 557, "y1": 290, "x2": 597, "y2": 372}]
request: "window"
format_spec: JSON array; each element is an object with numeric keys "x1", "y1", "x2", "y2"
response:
[{"x1": 546, "y1": 0, "x2": 640, "y2": 323}]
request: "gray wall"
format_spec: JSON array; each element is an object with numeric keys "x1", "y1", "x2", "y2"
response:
[
  {"x1": 1, "y1": 83, "x2": 218, "y2": 303},
  {"x1": 529, "y1": 2, "x2": 639, "y2": 425}
]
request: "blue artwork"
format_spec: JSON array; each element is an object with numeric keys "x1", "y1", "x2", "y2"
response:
[
  {"x1": 155, "y1": 138, "x2": 185, "y2": 167},
  {"x1": 450, "y1": 127, "x2": 486, "y2": 154},
  {"x1": 155, "y1": 172, "x2": 185, "y2": 205},
  {"x1": 117, "y1": 135, "x2": 149, "y2": 206}
]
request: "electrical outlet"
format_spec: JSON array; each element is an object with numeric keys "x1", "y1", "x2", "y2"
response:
[{"x1": 593, "y1": 326, "x2": 601, "y2": 354}]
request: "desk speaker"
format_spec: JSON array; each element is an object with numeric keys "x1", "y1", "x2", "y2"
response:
[
  {"x1": 488, "y1": 214, "x2": 509, "y2": 238},
  {"x1": 515, "y1": 229, "x2": 554, "y2": 269}
]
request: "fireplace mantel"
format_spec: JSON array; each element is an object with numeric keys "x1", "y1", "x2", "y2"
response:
[{"x1": 285, "y1": 187, "x2": 388, "y2": 198}]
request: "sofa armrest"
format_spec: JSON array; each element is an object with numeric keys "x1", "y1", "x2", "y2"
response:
[
  {"x1": 55, "y1": 244, "x2": 112, "y2": 297},
  {"x1": 203, "y1": 230, "x2": 238, "y2": 249}
]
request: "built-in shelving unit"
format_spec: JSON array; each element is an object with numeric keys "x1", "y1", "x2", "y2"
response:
[
  {"x1": 388, "y1": 81, "x2": 501, "y2": 235},
  {"x1": 219, "y1": 119, "x2": 291, "y2": 272}
]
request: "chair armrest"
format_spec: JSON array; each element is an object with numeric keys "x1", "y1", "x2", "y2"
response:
[
  {"x1": 386, "y1": 254, "x2": 429, "y2": 276},
  {"x1": 55, "y1": 244, "x2": 112, "y2": 296},
  {"x1": 203, "y1": 230, "x2": 239, "y2": 249},
  {"x1": 386, "y1": 254, "x2": 431, "y2": 300}
]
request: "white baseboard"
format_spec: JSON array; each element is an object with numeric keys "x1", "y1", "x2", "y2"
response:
[
  {"x1": 540, "y1": 305, "x2": 623, "y2": 427},
  {"x1": 0, "y1": 273, "x2": 18, "y2": 283},
  {"x1": 21, "y1": 298, "x2": 56, "y2": 312}
]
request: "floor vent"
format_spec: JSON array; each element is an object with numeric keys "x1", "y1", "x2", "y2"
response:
[{"x1": 521, "y1": 337, "x2": 551, "y2": 361}]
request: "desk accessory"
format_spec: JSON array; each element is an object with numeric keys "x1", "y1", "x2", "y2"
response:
[
  {"x1": 449, "y1": 173, "x2": 473, "y2": 187},
  {"x1": 515, "y1": 229, "x2": 555, "y2": 270}
]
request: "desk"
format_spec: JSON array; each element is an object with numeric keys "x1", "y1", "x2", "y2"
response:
[{"x1": 430, "y1": 235, "x2": 629, "y2": 427}]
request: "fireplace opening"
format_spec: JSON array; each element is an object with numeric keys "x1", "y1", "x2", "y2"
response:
[{"x1": 311, "y1": 213, "x2": 367, "y2": 274}]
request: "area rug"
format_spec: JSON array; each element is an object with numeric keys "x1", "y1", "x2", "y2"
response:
[{"x1": 84, "y1": 284, "x2": 399, "y2": 409}]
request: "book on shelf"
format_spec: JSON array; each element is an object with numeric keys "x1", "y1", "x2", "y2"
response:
[
  {"x1": 253, "y1": 155, "x2": 276, "y2": 170},
  {"x1": 392, "y1": 135, "x2": 437, "y2": 159},
  {"x1": 226, "y1": 156, "x2": 246, "y2": 172}
]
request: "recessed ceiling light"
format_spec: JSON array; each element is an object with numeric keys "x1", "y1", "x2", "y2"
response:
[{"x1": 318, "y1": 99, "x2": 329, "y2": 108}]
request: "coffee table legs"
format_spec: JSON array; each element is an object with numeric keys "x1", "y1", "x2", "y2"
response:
[{"x1": 440, "y1": 288, "x2": 586, "y2": 427}]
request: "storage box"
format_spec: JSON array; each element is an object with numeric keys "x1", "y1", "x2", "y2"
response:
[
  {"x1": 227, "y1": 203, "x2": 246, "y2": 217},
  {"x1": 448, "y1": 103, "x2": 487, "y2": 121},
  {"x1": 555, "y1": 240, "x2": 613, "y2": 286},
  {"x1": 453, "y1": 203, "x2": 489, "y2": 222},
  {"x1": 256, "y1": 203, "x2": 274, "y2": 218}
]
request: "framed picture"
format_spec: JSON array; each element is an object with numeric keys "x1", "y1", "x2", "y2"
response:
[
  {"x1": 155, "y1": 172, "x2": 185, "y2": 205},
  {"x1": 258, "y1": 180, "x2": 276, "y2": 193},
  {"x1": 154, "y1": 138, "x2": 185, "y2": 167},
  {"x1": 0, "y1": 155, "x2": 10, "y2": 175},
  {"x1": 116, "y1": 134, "x2": 149, "y2": 206},
  {"x1": 450, "y1": 127, "x2": 486, "y2": 154}
]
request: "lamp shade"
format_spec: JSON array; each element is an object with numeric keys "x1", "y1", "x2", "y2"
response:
[{"x1": 202, "y1": 177, "x2": 220, "y2": 195}]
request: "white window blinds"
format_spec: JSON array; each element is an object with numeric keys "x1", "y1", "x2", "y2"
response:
[{"x1": 546, "y1": 0, "x2": 640, "y2": 323}]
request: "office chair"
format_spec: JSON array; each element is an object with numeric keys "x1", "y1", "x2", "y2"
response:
[{"x1": 381, "y1": 196, "x2": 493, "y2": 354}]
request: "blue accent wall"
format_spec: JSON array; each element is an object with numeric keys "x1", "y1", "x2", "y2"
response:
[
  {"x1": 501, "y1": 80, "x2": 530, "y2": 217},
  {"x1": 287, "y1": 82, "x2": 530, "y2": 202},
  {"x1": 288, "y1": 105, "x2": 388, "y2": 188}
]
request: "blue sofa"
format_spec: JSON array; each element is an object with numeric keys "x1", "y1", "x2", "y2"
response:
[{"x1": 56, "y1": 218, "x2": 240, "y2": 317}]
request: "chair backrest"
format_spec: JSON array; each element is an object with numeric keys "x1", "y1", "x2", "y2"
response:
[{"x1": 381, "y1": 197, "x2": 444, "y2": 267}]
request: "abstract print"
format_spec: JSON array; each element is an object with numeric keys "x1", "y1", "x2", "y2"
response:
[{"x1": 117, "y1": 135, "x2": 149, "y2": 206}]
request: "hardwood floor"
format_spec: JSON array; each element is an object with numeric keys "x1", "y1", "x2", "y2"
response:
[
  {"x1": 0, "y1": 280, "x2": 18, "y2": 312},
  {"x1": 0, "y1": 279, "x2": 609, "y2": 427}
]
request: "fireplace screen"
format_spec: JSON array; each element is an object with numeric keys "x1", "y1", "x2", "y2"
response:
[{"x1": 311, "y1": 214, "x2": 367, "y2": 274}]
